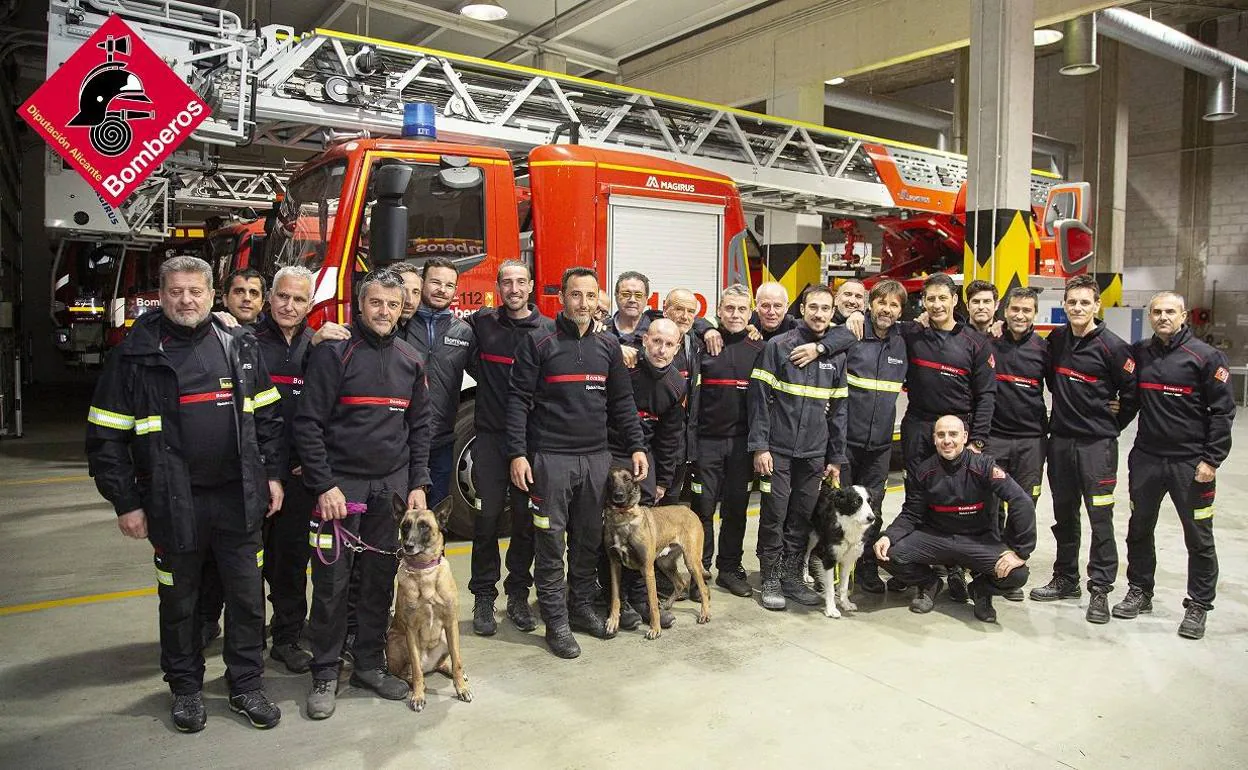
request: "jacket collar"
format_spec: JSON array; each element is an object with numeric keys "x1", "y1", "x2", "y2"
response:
[
  {"x1": 938, "y1": 449, "x2": 969, "y2": 474},
  {"x1": 501, "y1": 303, "x2": 545, "y2": 328},
  {"x1": 796, "y1": 322, "x2": 824, "y2": 343},
  {"x1": 259, "y1": 313, "x2": 306, "y2": 343},
  {"x1": 715, "y1": 326, "x2": 750, "y2": 344},
  {"x1": 1003, "y1": 326, "x2": 1035, "y2": 346},
  {"x1": 1151, "y1": 324, "x2": 1192, "y2": 351},
  {"x1": 353, "y1": 316, "x2": 396, "y2": 348},
  {"x1": 556, "y1": 311, "x2": 594, "y2": 339}
]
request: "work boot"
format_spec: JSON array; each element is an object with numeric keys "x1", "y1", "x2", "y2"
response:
[
  {"x1": 780, "y1": 555, "x2": 823, "y2": 606},
  {"x1": 350, "y1": 666, "x2": 411, "y2": 700},
  {"x1": 228, "y1": 689, "x2": 281, "y2": 729},
  {"x1": 1086, "y1": 590, "x2": 1111, "y2": 625},
  {"x1": 1112, "y1": 586, "x2": 1153, "y2": 619},
  {"x1": 569, "y1": 604, "x2": 615, "y2": 639},
  {"x1": 306, "y1": 678, "x2": 338, "y2": 720},
  {"x1": 886, "y1": 576, "x2": 909, "y2": 594},
  {"x1": 909, "y1": 578, "x2": 943, "y2": 614},
  {"x1": 1178, "y1": 601, "x2": 1207, "y2": 640},
  {"x1": 760, "y1": 564, "x2": 786, "y2": 611},
  {"x1": 1002, "y1": 586, "x2": 1025, "y2": 602},
  {"x1": 1029, "y1": 575, "x2": 1081, "y2": 602},
  {"x1": 946, "y1": 567, "x2": 969, "y2": 604},
  {"x1": 689, "y1": 581, "x2": 704, "y2": 603},
  {"x1": 715, "y1": 566, "x2": 753, "y2": 597},
  {"x1": 633, "y1": 596, "x2": 675, "y2": 629},
  {"x1": 171, "y1": 691, "x2": 206, "y2": 733},
  {"x1": 472, "y1": 596, "x2": 497, "y2": 636},
  {"x1": 967, "y1": 579, "x2": 997, "y2": 623},
  {"x1": 506, "y1": 594, "x2": 538, "y2": 632},
  {"x1": 270, "y1": 642, "x2": 313, "y2": 674},
  {"x1": 855, "y1": 562, "x2": 886, "y2": 595},
  {"x1": 545, "y1": 624, "x2": 582, "y2": 659}
]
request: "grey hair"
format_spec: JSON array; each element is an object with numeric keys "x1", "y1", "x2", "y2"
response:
[
  {"x1": 271, "y1": 265, "x2": 314, "y2": 296},
  {"x1": 357, "y1": 268, "x2": 405, "y2": 296},
  {"x1": 755, "y1": 281, "x2": 789, "y2": 304},
  {"x1": 160, "y1": 255, "x2": 213, "y2": 289},
  {"x1": 720, "y1": 283, "x2": 751, "y2": 302},
  {"x1": 1149, "y1": 290, "x2": 1186, "y2": 311}
]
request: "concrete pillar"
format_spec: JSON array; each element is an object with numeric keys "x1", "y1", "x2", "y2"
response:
[
  {"x1": 762, "y1": 83, "x2": 826, "y2": 301},
  {"x1": 951, "y1": 49, "x2": 971, "y2": 155},
  {"x1": 963, "y1": 0, "x2": 1037, "y2": 298},
  {"x1": 534, "y1": 51, "x2": 567, "y2": 74},
  {"x1": 1082, "y1": 38, "x2": 1128, "y2": 276},
  {"x1": 1175, "y1": 22, "x2": 1215, "y2": 312}
]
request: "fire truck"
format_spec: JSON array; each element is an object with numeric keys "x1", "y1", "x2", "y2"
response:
[{"x1": 44, "y1": 0, "x2": 1097, "y2": 534}]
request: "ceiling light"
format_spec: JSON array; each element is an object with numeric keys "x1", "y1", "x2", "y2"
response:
[
  {"x1": 461, "y1": 1, "x2": 507, "y2": 21},
  {"x1": 825, "y1": 76, "x2": 846, "y2": 86},
  {"x1": 1034, "y1": 28, "x2": 1064, "y2": 46}
]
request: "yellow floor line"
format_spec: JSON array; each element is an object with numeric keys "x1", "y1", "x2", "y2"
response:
[
  {"x1": 0, "y1": 484, "x2": 904, "y2": 617},
  {"x1": 0, "y1": 474, "x2": 92, "y2": 487}
]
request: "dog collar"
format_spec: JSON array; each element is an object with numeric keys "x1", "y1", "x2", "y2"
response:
[{"x1": 401, "y1": 555, "x2": 442, "y2": 571}]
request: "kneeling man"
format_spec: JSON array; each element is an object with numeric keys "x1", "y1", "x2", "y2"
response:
[{"x1": 875, "y1": 415, "x2": 1036, "y2": 623}]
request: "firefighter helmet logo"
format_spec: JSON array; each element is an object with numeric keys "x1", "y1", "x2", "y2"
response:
[{"x1": 66, "y1": 35, "x2": 153, "y2": 157}]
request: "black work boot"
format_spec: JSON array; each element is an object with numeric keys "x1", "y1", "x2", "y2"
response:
[
  {"x1": 633, "y1": 596, "x2": 675, "y2": 629},
  {"x1": 715, "y1": 566, "x2": 753, "y2": 597},
  {"x1": 306, "y1": 678, "x2": 338, "y2": 720},
  {"x1": 1178, "y1": 601, "x2": 1207, "y2": 640},
  {"x1": 171, "y1": 691, "x2": 206, "y2": 733},
  {"x1": 616, "y1": 600, "x2": 643, "y2": 631},
  {"x1": 886, "y1": 576, "x2": 909, "y2": 594},
  {"x1": 350, "y1": 666, "x2": 411, "y2": 700},
  {"x1": 780, "y1": 555, "x2": 823, "y2": 606},
  {"x1": 545, "y1": 624, "x2": 582, "y2": 659},
  {"x1": 1112, "y1": 586, "x2": 1153, "y2": 619},
  {"x1": 946, "y1": 567, "x2": 969, "y2": 604},
  {"x1": 1029, "y1": 575, "x2": 1082, "y2": 602},
  {"x1": 1086, "y1": 589, "x2": 1111, "y2": 624},
  {"x1": 855, "y1": 558, "x2": 886, "y2": 595},
  {"x1": 967, "y1": 578, "x2": 997, "y2": 623},
  {"x1": 760, "y1": 562, "x2": 785, "y2": 611},
  {"x1": 1002, "y1": 586, "x2": 1025, "y2": 602},
  {"x1": 270, "y1": 641, "x2": 313, "y2": 674},
  {"x1": 472, "y1": 596, "x2": 498, "y2": 636},
  {"x1": 228, "y1": 689, "x2": 281, "y2": 729},
  {"x1": 506, "y1": 594, "x2": 538, "y2": 632},
  {"x1": 569, "y1": 603, "x2": 615, "y2": 639},
  {"x1": 909, "y1": 577, "x2": 943, "y2": 614}
]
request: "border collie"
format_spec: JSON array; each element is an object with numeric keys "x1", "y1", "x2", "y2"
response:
[{"x1": 808, "y1": 484, "x2": 876, "y2": 619}]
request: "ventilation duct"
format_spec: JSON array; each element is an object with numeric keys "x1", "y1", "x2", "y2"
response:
[{"x1": 1060, "y1": 15, "x2": 1098, "y2": 75}]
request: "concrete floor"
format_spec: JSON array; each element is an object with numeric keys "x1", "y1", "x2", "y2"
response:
[{"x1": 2, "y1": 388, "x2": 1247, "y2": 769}]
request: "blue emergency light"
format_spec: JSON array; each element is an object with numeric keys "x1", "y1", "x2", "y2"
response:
[{"x1": 403, "y1": 102, "x2": 436, "y2": 140}]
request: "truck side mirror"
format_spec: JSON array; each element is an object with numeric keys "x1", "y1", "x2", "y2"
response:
[
  {"x1": 370, "y1": 164, "x2": 413, "y2": 266},
  {"x1": 1055, "y1": 218, "x2": 1094, "y2": 275}
]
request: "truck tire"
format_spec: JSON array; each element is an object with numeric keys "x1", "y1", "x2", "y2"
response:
[{"x1": 447, "y1": 399, "x2": 493, "y2": 539}]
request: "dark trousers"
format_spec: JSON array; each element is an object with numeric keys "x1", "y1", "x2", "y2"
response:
[
  {"x1": 841, "y1": 444, "x2": 891, "y2": 571},
  {"x1": 1126, "y1": 449, "x2": 1219, "y2": 609},
  {"x1": 307, "y1": 472, "x2": 404, "y2": 680},
  {"x1": 757, "y1": 453, "x2": 824, "y2": 568},
  {"x1": 692, "y1": 435, "x2": 752, "y2": 572},
  {"x1": 196, "y1": 556, "x2": 225, "y2": 637},
  {"x1": 531, "y1": 451, "x2": 611, "y2": 628},
  {"x1": 987, "y1": 434, "x2": 1046, "y2": 530},
  {"x1": 887, "y1": 527, "x2": 1030, "y2": 594},
  {"x1": 900, "y1": 413, "x2": 937, "y2": 494},
  {"x1": 154, "y1": 482, "x2": 265, "y2": 696},
  {"x1": 264, "y1": 477, "x2": 314, "y2": 645},
  {"x1": 1047, "y1": 435, "x2": 1119, "y2": 592},
  {"x1": 469, "y1": 431, "x2": 536, "y2": 601},
  {"x1": 429, "y1": 442, "x2": 455, "y2": 509}
]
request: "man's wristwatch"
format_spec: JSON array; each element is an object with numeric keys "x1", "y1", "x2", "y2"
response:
[
  {"x1": 815, "y1": 343, "x2": 827, "y2": 356},
  {"x1": 971, "y1": 439, "x2": 986, "y2": 451}
]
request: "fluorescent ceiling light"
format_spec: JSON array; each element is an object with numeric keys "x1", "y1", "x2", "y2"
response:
[
  {"x1": 1034, "y1": 28, "x2": 1064, "y2": 46},
  {"x1": 462, "y1": 1, "x2": 508, "y2": 22},
  {"x1": 825, "y1": 76, "x2": 846, "y2": 86}
]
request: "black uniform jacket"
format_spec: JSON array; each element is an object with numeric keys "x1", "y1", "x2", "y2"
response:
[
  {"x1": 691, "y1": 327, "x2": 764, "y2": 440},
  {"x1": 1047, "y1": 321, "x2": 1137, "y2": 439},
  {"x1": 990, "y1": 327, "x2": 1049, "y2": 438},
  {"x1": 468, "y1": 304, "x2": 554, "y2": 435},
  {"x1": 609, "y1": 355, "x2": 687, "y2": 489},
  {"x1": 900, "y1": 321, "x2": 997, "y2": 442},
  {"x1": 253, "y1": 314, "x2": 314, "y2": 478},
  {"x1": 401, "y1": 308, "x2": 476, "y2": 448},
  {"x1": 845, "y1": 316, "x2": 907, "y2": 451}
]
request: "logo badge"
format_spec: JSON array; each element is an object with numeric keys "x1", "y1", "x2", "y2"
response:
[
  {"x1": 18, "y1": 16, "x2": 209, "y2": 206},
  {"x1": 1123, "y1": 358, "x2": 1136, "y2": 374},
  {"x1": 1215, "y1": 366, "x2": 1229, "y2": 383},
  {"x1": 992, "y1": 466, "x2": 1006, "y2": 480}
]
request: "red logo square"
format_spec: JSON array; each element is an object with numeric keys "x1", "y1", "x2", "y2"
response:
[{"x1": 18, "y1": 15, "x2": 209, "y2": 207}]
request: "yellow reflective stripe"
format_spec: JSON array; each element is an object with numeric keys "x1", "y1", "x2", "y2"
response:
[
  {"x1": 690, "y1": 482, "x2": 704, "y2": 494},
  {"x1": 751, "y1": 368, "x2": 778, "y2": 387},
  {"x1": 1091, "y1": 494, "x2": 1115, "y2": 507},
  {"x1": 155, "y1": 567, "x2": 174, "y2": 586},
  {"x1": 309, "y1": 533, "x2": 334, "y2": 549},
  {"x1": 1194, "y1": 506, "x2": 1214, "y2": 521},
  {"x1": 831, "y1": 387, "x2": 849, "y2": 399},
  {"x1": 252, "y1": 387, "x2": 281, "y2": 409},
  {"x1": 135, "y1": 416, "x2": 162, "y2": 435},
  {"x1": 749, "y1": 369, "x2": 835, "y2": 399},
  {"x1": 847, "y1": 373, "x2": 903, "y2": 393},
  {"x1": 88, "y1": 406, "x2": 135, "y2": 431},
  {"x1": 256, "y1": 549, "x2": 264, "y2": 568},
  {"x1": 533, "y1": 514, "x2": 550, "y2": 530},
  {"x1": 1032, "y1": 485, "x2": 1042, "y2": 497},
  {"x1": 759, "y1": 480, "x2": 772, "y2": 493}
]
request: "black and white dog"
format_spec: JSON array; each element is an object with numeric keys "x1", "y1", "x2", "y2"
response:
[{"x1": 807, "y1": 484, "x2": 876, "y2": 619}]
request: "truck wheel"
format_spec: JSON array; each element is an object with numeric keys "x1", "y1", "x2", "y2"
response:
[{"x1": 447, "y1": 399, "x2": 485, "y2": 539}]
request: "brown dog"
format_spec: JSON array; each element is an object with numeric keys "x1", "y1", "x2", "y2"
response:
[
  {"x1": 602, "y1": 467, "x2": 711, "y2": 639},
  {"x1": 384, "y1": 493, "x2": 471, "y2": 712}
]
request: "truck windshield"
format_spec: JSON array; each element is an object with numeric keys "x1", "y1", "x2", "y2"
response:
[
  {"x1": 207, "y1": 233, "x2": 241, "y2": 289},
  {"x1": 355, "y1": 158, "x2": 487, "y2": 270},
  {"x1": 269, "y1": 159, "x2": 346, "y2": 273}
]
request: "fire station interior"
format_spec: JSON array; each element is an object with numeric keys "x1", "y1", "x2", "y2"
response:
[{"x1": 2, "y1": 0, "x2": 1248, "y2": 765}]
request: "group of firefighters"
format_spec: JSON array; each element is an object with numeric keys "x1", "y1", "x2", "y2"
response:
[{"x1": 85, "y1": 253, "x2": 1235, "y2": 733}]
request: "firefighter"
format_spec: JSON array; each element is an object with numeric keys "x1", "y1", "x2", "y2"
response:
[
  {"x1": 392, "y1": 261, "x2": 423, "y2": 325},
  {"x1": 833, "y1": 278, "x2": 866, "y2": 323},
  {"x1": 1113, "y1": 291, "x2": 1235, "y2": 640},
  {"x1": 690, "y1": 285, "x2": 763, "y2": 599},
  {"x1": 507, "y1": 267, "x2": 647, "y2": 660},
  {"x1": 896, "y1": 272, "x2": 996, "y2": 601},
  {"x1": 986, "y1": 286, "x2": 1050, "y2": 603},
  {"x1": 400, "y1": 257, "x2": 476, "y2": 508},
  {"x1": 839, "y1": 278, "x2": 908, "y2": 595},
  {"x1": 296, "y1": 268, "x2": 432, "y2": 719},
  {"x1": 1029, "y1": 274, "x2": 1137, "y2": 625},
  {"x1": 608, "y1": 270, "x2": 652, "y2": 347},
  {"x1": 252, "y1": 265, "x2": 317, "y2": 672},
  {"x1": 749, "y1": 284, "x2": 850, "y2": 611},
  {"x1": 86, "y1": 255, "x2": 284, "y2": 733},
  {"x1": 465, "y1": 259, "x2": 551, "y2": 637},
  {"x1": 222, "y1": 268, "x2": 266, "y2": 328},
  {"x1": 875, "y1": 415, "x2": 1035, "y2": 625},
  {"x1": 965, "y1": 279, "x2": 999, "y2": 335},
  {"x1": 752, "y1": 282, "x2": 797, "y2": 340}
]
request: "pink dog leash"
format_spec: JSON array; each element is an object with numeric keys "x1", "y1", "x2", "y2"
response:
[{"x1": 313, "y1": 501, "x2": 398, "y2": 565}]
